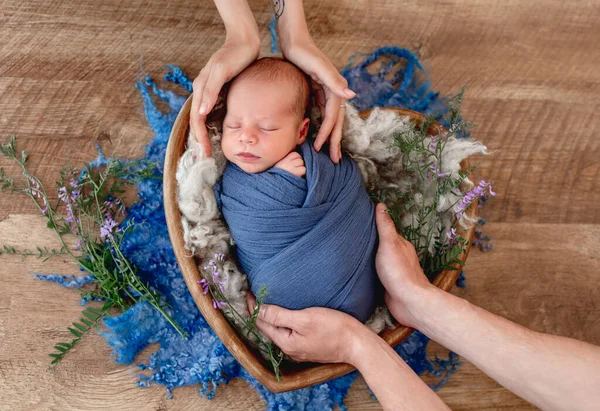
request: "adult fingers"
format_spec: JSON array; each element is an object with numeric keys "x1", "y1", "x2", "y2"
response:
[
  {"x1": 258, "y1": 304, "x2": 304, "y2": 330},
  {"x1": 189, "y1": 111, "x2": 210, "y2": 155},
  {"x1": 199, "y1": 59, "x2": 230, "y2": 116},
  {"x1": 191, "y1": 68, "x2": 211, "y2": 155},
  {"x1": 245, "y1": 291, "x2": 257, "y2": 314},
  {"x1": 255, "y1": 317, "x2": 293, "y2": 349},
  {"x1": 328, "y1": 100, "x2": 345, "y2": 162},
  {"x1": 314, "y1": 96, "x2": 341, "y2": 159}
]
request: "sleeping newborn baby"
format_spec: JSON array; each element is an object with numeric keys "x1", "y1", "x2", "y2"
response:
[{"x1": 214, "y1": 57, "x2": 380, "y2": 322}]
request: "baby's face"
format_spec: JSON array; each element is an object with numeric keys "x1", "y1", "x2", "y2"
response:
[{"x1": 221, "y1": 77, "x2": 308, "y2": 173}]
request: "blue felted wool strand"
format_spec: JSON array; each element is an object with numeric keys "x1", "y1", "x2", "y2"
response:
[
  {"x1": 215, "y1": 140, "x2": 379, "y2": 322},
  {"x1": 34, "y1": 40, "x2": 465, "y2": 408}
]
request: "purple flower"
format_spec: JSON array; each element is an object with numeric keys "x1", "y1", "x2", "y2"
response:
[
  {"x1": 445, "y1": 227, "x2": 460, "y2": 247},
  {"x1": 57, "y1": 185, "x2": 81, "y2": 232},
  {"x1": 456, "y1": 180, "x2": 496, "y2": 217},
  {"x1": 41, "y1": 197, "x2": 48, "y2": 215},
  {"x1": 203, "y1": 257, "x2": 229, "y2": 293},
  {"x1": 57, "y1": 186, "x2": 68, "y2": 203},
  {"x1": 212, "y1": 299, "x2": 227, "y2": 309},
  {"x1": 69, "y1": 176, "x2": 79, "y2": 189},
  {"x1": 429, "y1": 135, "x2": 438, "y2": 150},
  {"x1": 100, "y1": 216, "x2": 119, "y2": 242},
  {"x1": 71, "y1": 189, "x2": 81, "y2": 201},
  {"x1": 197, "y1": 278, "x2": 209, "y2": 295}
]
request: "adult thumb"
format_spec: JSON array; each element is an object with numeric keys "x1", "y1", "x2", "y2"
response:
[
  {"x1": 259, "y1": 304, "x2": 298, "y2": 329},
  {"x1": 375, "y1": 203, "x2": 400, "y2": 241}
]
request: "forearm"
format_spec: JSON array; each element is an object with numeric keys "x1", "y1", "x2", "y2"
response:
[
  {"x1": 213, "y1": 0, "x2": 260, "y2": 42},
  {"x1": 270, "y1": 0, "x2": 310, "y2": 47},
  {"x1": 412, "y1": 286, "x2": 600, "y2": 410},
  {"x1": 349, "y1": 327, "x2": 449, "y2": 411}
]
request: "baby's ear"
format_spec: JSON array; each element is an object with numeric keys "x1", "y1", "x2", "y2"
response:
[{"x1": 297, "y1": 118, "x2": 310, "y2": 145}]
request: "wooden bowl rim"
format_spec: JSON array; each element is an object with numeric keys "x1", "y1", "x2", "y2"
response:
[{"x1": 163, "y1": 97, "x2": 478, "y2": 393}]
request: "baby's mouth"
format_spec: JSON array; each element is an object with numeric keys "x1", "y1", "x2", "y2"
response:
[{"x1": 237, "y1": 152, "x2": 260, "y2": 161}]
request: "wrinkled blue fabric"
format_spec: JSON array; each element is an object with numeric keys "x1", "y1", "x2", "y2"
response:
[{"x1": 215, "y1": 140, "x2": 379, "y2": 322}]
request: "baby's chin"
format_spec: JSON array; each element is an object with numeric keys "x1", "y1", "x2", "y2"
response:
[{"x1": 228, "y1": 158, "x2": 273, "y2": 174}]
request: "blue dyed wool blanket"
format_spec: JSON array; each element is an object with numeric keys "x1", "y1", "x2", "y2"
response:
[{"x1": 215, "y1": 140, "x2": 379, "y2": 322}]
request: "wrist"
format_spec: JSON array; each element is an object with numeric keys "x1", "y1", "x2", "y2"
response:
[
  {"x1": 225, "y1": 24, "x2": 260, "y2": 50},
  {"x1": 213, "y1": 0, "x2": 260, "y2": 47},
  {"x1": 408, "y1": 284, "x2": 440, "y2": 328},
  {"x1": 345, "y1": 322, "x2": 379, "y2": 367},
  {"x1": 388, "y1": 283, "x2": 440, "y2": 330},
  {"x1": 273, "y1": 0, "x2": 311, "y2": 53}
]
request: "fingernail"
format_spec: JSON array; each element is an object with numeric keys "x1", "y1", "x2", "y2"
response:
[
  {"x1": 199, "y1": 103, "x2": 208, "y2": 115},
  {"x1": 377, "y1": 203, "x2": 387, "y2": 212},
  {"x1": 344, "y1": 88, "x2": 356, "y2": 98}
]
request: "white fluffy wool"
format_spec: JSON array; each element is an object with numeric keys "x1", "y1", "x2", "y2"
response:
[{"x1": 175, "y1": 102, "x2": 487, "y2": 348}]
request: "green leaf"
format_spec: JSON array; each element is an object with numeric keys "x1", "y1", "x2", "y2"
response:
[
  {"x1": 51, "y1": 358, "x2": 60, "y2": 365},
  {"x1": 82, "y1": 310, "x2": 99, "y2": 321},
  {"x1": 73, "y1": 322, "x2": 87, "y2": 332},
  {"x1": 56, "y1": 342, "x2": 72, "y2": 349},
  {"x1": 87, "y1": 307, "x2": 103, "y2": 315},
  {"x1": 49, "y1": 353, "x2": 62, "y2": 359},
  {"x1": 68, "y1": 327, "x2": 82, "y2": 338},
  {"x1": 80, "y1": 317, "x2": 93, "y2": 327},
  {"x1": 53, "y1": 345, "x2": 68, "y2": 353}
]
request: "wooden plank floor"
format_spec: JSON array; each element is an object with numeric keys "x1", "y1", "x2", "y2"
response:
[{"x1": 1, "y1": 0, "x2": 599, "y2": 409}]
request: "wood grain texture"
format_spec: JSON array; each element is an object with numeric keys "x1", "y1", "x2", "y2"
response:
[{"x1": 1, "y1": 0, "x2": 599, "y2": 409}]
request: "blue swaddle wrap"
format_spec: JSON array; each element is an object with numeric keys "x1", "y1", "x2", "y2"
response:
[{"x1": 214, "y1": 140, "x2": 379, "y2": 322}]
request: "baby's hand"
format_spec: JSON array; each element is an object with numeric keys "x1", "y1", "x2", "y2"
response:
[{"x1": 274, "y1": 152, "x2": 306, "y2": 177}]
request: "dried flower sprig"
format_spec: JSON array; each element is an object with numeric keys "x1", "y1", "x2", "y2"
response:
[
  {"x1": 0, "y1": 135, "x2": 187, "y2": 366},
  {"x1": 0, "y1": 244, "x2": 69, "y2": 261},
  {"x1": 372, "y1": 88, "x2": 493, "y2": 279},
  {"x1": 199, "y1": 253, "x2": 284, "y2": 380}
]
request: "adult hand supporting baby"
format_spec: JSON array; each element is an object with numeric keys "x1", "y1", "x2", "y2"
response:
[
  {"x1": 248, "y1": 202, "x2": 600, "y2": 410},
  {"x1": 273, "y1": 0, "x2": 356, "y2": 164},
  {"x1": 190, "y1": 0, "x2": 260, "y2": 156},
  {"x1": 245, "y1": 292, "x2": 448, "y2": 411}
]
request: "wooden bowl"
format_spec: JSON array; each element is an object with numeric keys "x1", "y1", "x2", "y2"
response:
[{"x1": 164, "y1": 96, "x2": 478, "y2": 393}]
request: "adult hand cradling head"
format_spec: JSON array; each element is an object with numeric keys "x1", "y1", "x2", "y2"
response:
[{"x1": 190, "y1": 0, "x2": 355, "y2": 164}]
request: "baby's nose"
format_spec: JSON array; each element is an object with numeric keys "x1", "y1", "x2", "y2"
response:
[{"x1": 239, "y1": 130, "x2": 257, "y2": 144}]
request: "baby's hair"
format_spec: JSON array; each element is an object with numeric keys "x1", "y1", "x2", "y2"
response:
[{"x1": 230, "y1": 57, "x2": 311, "y2": 120}]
